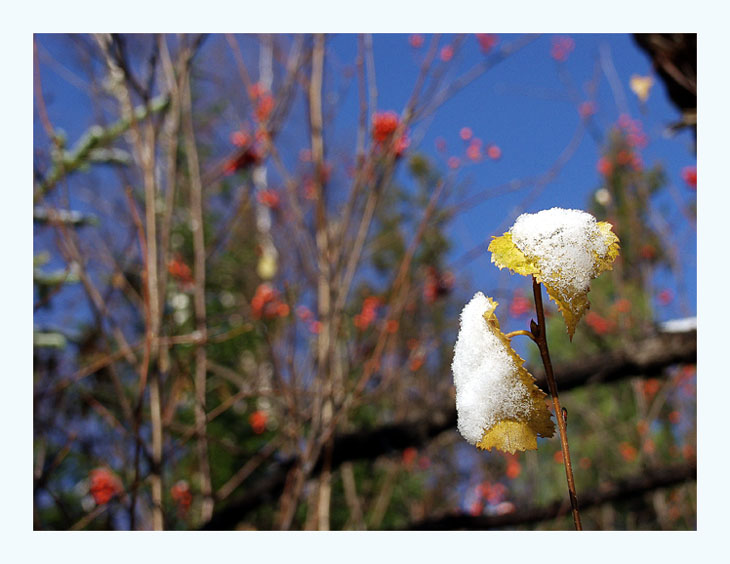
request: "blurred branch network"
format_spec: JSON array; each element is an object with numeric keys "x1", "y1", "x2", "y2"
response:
[{"x1": 33, "y1": 33, "x2": 696, "y2": 531}]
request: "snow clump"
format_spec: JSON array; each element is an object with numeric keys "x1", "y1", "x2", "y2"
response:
[{"x1": 451, "y1": 292, "x2": 533, "y2": 445}]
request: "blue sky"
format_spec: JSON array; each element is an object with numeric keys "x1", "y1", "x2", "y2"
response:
[
  {"x1": 33, "y1": 33, "x2": 697, "y2": 339},
  {"x1": 362, "y1": 34, "x2": 697, "y2": 323}
]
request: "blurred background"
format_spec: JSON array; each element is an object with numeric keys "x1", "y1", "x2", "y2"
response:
[{"x1": 33, "y1": 33, "x2": 696, "y2": 530}]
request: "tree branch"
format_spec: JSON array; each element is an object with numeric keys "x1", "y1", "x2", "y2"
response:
[
  {"x1": 408, "y1": 462, "x2": 696, "y2": 530},
  {"x1": 532, "y1": 328, "x2": 696, "y2": 391},
  {"x1": 200, "y1": 328, "x2": 695, "y2": 530}
]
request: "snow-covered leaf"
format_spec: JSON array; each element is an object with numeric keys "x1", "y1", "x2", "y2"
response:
[
  {"x1": 452, "y1": 293, "x2": 555, "y2": 454},
  {"x1": 488, "y1": 208, "x2": 620, "y2": 339}
]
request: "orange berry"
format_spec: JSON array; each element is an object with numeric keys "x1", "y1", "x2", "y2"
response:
[
  {"x1": 597, "y1": 157, "x2": 613, "y2": 176},
  {"x1": 506, "y1": 460, "x2": 521, "y2": 479},
  {"x1": 619, "y1": 442, "x2": 637, "y2": 462},
  {"x1": 249, "y1": 410, "x2": 268, "y2": 434},
  {"x1": 402, "y1": 447, "x2": 417, "y2": 467}
]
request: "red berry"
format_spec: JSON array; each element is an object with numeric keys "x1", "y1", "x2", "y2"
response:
[
  {"x1": 372, "y1": 111, "x2": 400, "y2": 143},
  {"x1": 619, "y1": 442, "x2": 637, "y2": 462},
  {"x1": 550, "y1": 36, "x2": 574, "y2": 62},
  {"x1": 394, "y1": 134, "x2": 410, "y2": 157},
  {"x1": 616, "y1": 150, "x2": 632, "y2": 166},
  {"x1": 230, "y1": 131, "x2": 250, "y2": 147},
  {"x1": 409, "y1": 354, "x2": 425, "y2": 372},
  {"x1": 171, "y1": 480, "x2": 193, "y2": 514},
  {"x1": 89, "y1": 468, "x2": 122, "y2": 505},
  {"x1": 409, "y1": 34, "x2": 424, "y2": 48},
  {"x1": 642, "y1": 378, "x2": 660, "y2": 397},
  {"x1": 249, "y1": 410, "x2": 268, "y2": 434},
  {"x1": 168, "y1": 255, "x2": 193, "y2": 285},
  {"x1": 585, "y1": 311, "x2": 614, "y2": 335},
  {"x1": 475, "y1": 34, "x2": 498, "y2": 53},
  {"x1": 658, "y1": 289, "x2": 673, "y2": 306},
  {"x1": 296, "y1": 305, "x2": 313, "y2": 321},
  {"x1": 256, "y1": 189, "x2": 280, "y2": 209},
  {"x1": 681, "y1": 166, "x2": 697, "y2": 189},
  {"x1": 597, "y1": 157, "x2": 613, "y2": 177},
  {"x1": 255, "y1": 93, "x2": 274, "y2": 122},
  {"x1": 509, "y1": 291, "x2": 531, "y2": 318},
  {"x1": 402, "y1": 447, "x2": 417, "y2": 467},
  {"x1": 506, "y1": 460, "x2": 521, "y2": 479}
]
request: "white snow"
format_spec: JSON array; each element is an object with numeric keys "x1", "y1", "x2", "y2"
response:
[
  {"x1": 510, "y1": 208, "x2": 610, "y2": 302},
  {"x1": 659, "y1": 317, "x2": 697, "y2": 333},
  {"x1": 451, "y1": 292, "x2": 533, "y2": 445}
]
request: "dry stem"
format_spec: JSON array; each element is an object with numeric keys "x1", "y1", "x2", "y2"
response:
[
  {"x1": 181, "y1": 67, "x2": 214, "y2": 524},
  {"x1": 531, "y1": 276, "x2": 583, "y2": 530}
]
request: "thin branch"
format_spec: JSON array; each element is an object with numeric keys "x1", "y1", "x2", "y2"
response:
[
  {"x1": 505, "y1": 329, "x2": 537, "y2": 342},
  {"x1": 532, "y1": 277, "x2": 582, "y2": 530},
  {"x1": 180, "y1": 60, "x2": 214, "y2": 524}
]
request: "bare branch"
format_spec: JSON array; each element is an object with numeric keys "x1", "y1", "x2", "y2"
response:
[{"x1": 409, "y1": 462, "x2": 696, "y2": 530}]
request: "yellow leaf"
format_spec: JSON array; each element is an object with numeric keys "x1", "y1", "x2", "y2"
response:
[
  {"x1": 477, "y1": 420, "x2": 545, "y2": 453},
  {"x1": 477, "y1": 297, "x2": 555, "y2": 453},
  {"x1": 487, "y1": 210, "x2": 620, "y2": 340},
  {"x1": 488, "y1": 233, "x2": 540, "y2": 277},
  {"x1": 544, "y1": 221, "x2": 620, "y2": 338},
  {"x1": 542, "y1": 280, "x2": 589, "y2": 340},
  {"x1": 596, "y1": 221, "x2": 621, "y2": 273},
  {"x1": 630, "y1": 74, "x2": 654, "y2": 103}
]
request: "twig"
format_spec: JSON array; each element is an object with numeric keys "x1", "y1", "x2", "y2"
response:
[
  {"x1": 70, "y1": 504, "x2": 108, "y2": 531},
  {"x1": 532, "y1": 276, "x2": 582, "y2": 530},
  {"x1": 341, "y1": 462, "x2": 366, "y2": 530},
  {"x1": 505, "y1": 329, "x2": 537, "y2": 342},
  {"x1": 181, "y1": 62, "x2": 214, "y2": 524},
  {"x1": 216, "y1": 439, "x2": 281, "y2": 502}
]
